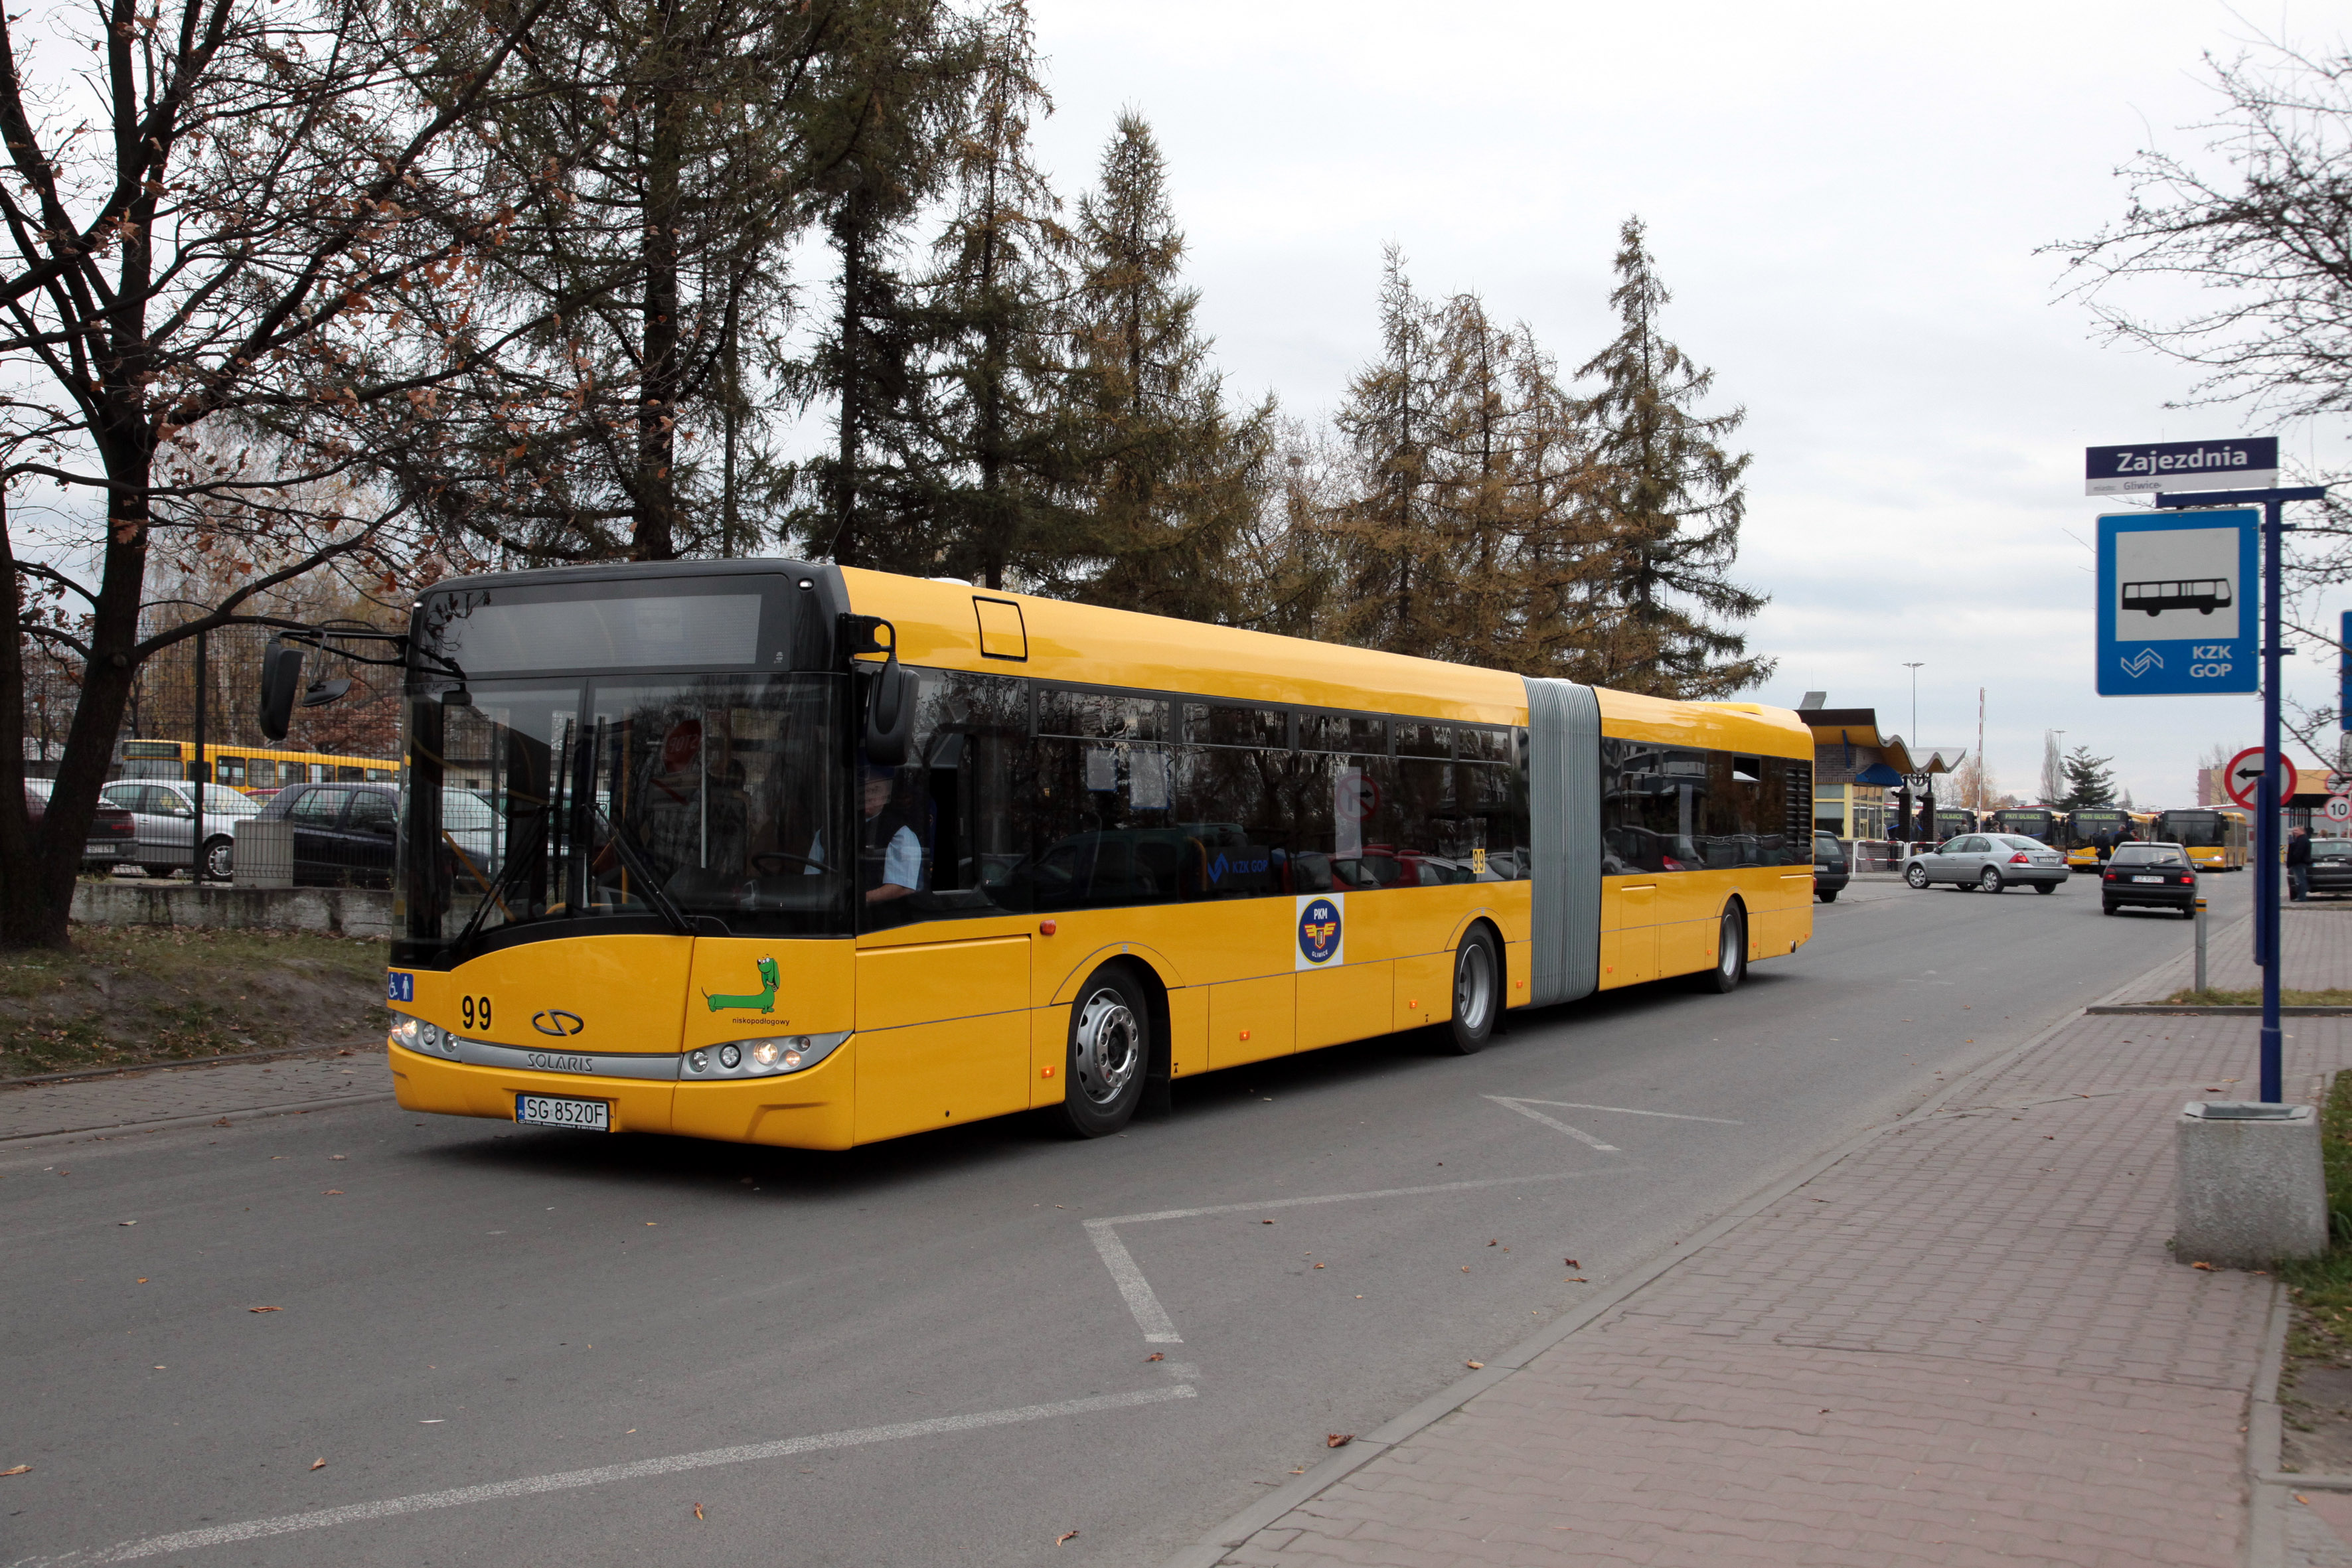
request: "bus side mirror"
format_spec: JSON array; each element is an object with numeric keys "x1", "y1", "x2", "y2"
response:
[
  {"x1": 259, "y1": 641, "x2": 304, "y2": 741},
  {"x1": 863, "y1": 663, "x2": 915, "y2": 766}
]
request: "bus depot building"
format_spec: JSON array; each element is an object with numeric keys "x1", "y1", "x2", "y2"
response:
[{"x1": 1796, "y1": 696, "x2": 1964, "y2": 844}]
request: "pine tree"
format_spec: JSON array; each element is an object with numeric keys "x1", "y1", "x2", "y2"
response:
[
  {"x1": 1056, "y1": 112, "x2": 1272, "y2": 621},
  {"x1": 1327, "y1": 249, "x2": 1449, "y2": 657},
  {"x1": 922, "y1": 1, "x2": 1079, "y2": 590},
  {"x1": 1575, "y1": 216, "x2": 1770, "y2": 697},
  {"x1": 795, "y1": 1, "x2": 980, "y2": 571},
  {"x1": 2060, "y1": 745, "x2": 2118, "y2": 809}
]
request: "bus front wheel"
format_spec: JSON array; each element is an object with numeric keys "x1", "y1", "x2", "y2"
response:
[
  {"x1": 1057, "y1": 965, "x2": 1149, "y2": 1138},
  {"x1": 1443, "y1": 928, "x2": 1500, "y2": 1056}
]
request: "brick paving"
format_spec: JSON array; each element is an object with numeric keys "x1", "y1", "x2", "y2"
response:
[
  {"x1": 0, "y1": 1049, "x2": 390, "y2": 1142},
  {"x1": 1205, "y1": 1008, "x2": 2352, "y2": 1567}
]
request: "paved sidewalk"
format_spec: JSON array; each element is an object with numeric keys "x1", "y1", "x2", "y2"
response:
[
  {"x1": 1190, "y1": 1004, "x2": 2352, "y2": 1565},
  {"x1": 2130, "y1": 902, "x2": 2352, "y2": 998},
  {"x1": 0, "y1": 1049, "x2": 390, "y2": 1143}
]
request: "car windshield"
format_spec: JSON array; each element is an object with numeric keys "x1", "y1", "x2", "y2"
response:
[
  {"x1": 398, "y1": 674, "x2": 851, "y2": 961},
  {"x1": 2312, "y1": 841, "x2": 2352, "y2": 860}
]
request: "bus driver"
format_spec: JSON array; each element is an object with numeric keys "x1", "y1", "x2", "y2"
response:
[{"x1": 809, "y1": 763, "x2": 922, "y2": 906}]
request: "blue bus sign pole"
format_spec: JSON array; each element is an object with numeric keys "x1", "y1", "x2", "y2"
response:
[{"x1": 2150, "y1": 482, "x2": 2327, "y2": 1103}]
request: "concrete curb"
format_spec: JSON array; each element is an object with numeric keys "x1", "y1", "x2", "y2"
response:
[
  {"x1": 1160, "y1": 955, "x2": 2188, "y2": 1567},
  {"x1": 0, "y1": 1091, "x2": 396, "y2": 1152},
  {"x1": 0, "y1": 1040, "x2": 376, "y2": 1089},
  {"x1": 2247, "y1": 1282, "x2": 2292, "y2": 1568},
  {"x1": 2090, "y1": 1005, "x2": 2352, "y2": 1016}
]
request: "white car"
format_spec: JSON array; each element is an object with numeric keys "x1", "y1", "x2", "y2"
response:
[{"x1": 96, "y1": 779, "x2": 261, "y2": 880}]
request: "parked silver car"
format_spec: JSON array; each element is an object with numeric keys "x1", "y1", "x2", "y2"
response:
[
  {"x1": 96, "y1": 779, "x2": 261, "y2": 880},
  {"x1": 1901, "y1": 832, "x2": 2070, "y2": 894}
]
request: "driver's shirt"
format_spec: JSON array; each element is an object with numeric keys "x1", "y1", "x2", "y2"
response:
[{"x1": 805, "y1": 822, "x2": 921, "y2": 892}]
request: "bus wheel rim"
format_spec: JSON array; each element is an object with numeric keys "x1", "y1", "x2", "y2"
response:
[
  {"x1": 1719, "y1": 917, "x2": 1739, "y2": 976},
  {"x1": 1457, "y1": 943, "x2": 1494, "y2": 1031},
  {"x1": 1073, "y1": 988, "x2": 1139, "y2": 1107}
]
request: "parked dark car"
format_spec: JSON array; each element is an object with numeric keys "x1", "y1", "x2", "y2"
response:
[
  {"x1": 1813, "y1": 831, "x2": 1849, "y2": 903},
  {"x1": 2308, "y1": 838, "x2": 2352, "y2": 898},
  {"x1": 25, "y1": 778, "x2": 139, "y2": 871},
  {"x1": 254, "y1": 781, "x2": 400, "y2": 886},
  {"x1": 2100, "y1": 842, "x2": 2198, "y2": 917}
]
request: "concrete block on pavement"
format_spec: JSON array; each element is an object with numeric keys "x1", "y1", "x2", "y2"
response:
[
  {"x1": 2175, "y1": 1101, "x2": 2329, "y2": 1268},
  {"x1": 232, "y1": 817, "x2": 291, "y2": 888}
]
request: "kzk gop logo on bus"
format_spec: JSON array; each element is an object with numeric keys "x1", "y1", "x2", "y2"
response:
[{"x1": 1296, "y1": 894, "x2": 1344, "y2": 970}]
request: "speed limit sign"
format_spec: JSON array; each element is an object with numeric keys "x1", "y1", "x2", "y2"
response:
[{"x1": 2329, "y1": 797, "x2": 2352, "y2": 824}]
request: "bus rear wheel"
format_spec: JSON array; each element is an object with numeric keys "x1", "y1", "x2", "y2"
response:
[
  {"x1": 1056, "y1": 965, "x2": 1149, "y2": 1138},
  {"x1": 1443, "y1": 927, "x2": 1500, "y2": 1056},
  {"x1": 1697, "y1": 903, "x2": 1746, "y2": 994}
]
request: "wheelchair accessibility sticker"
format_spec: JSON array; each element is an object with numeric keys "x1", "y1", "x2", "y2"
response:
[{"x1": 1296, "y1": 894, "x2": 1344, "y2": 969}]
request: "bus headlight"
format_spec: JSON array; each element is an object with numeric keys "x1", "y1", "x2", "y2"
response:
[
  {"x1": 388, "y1": 1014, "x2": 455, "y2": 1058},
  {"x1": 684, "y1": 1033, "x2": 848, "y2": 1080}
]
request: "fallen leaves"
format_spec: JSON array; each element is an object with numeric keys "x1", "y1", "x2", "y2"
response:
[
  {"x1": 1564, "y1": 1258, "x2": 1579, "y2": 1269},
  {"x1": 1260, "y1": 1219, "x2": 1275, "y2": 1225},
  {"x1": 693, "y1": 1503, "x2": 704, "y2": 1520},
  {"x1": 1460, "y1": 1266, "x2": 1470, "y2": 1273},
  {"x1": 309, "y1": 1458, "x2": 326, "y2": 1471},
  {"x1": 250, "y1": 1305, "x2": 282, "y2": 1313},
  {"x1": 212, "y1": 1118, "x2": 231, "y2": 1128},
  {"x1": 324, "y1": 1190, "x2": 345, "y2": 1196},
  {"x1": 1145, "y1": 1352, "x2": 1164, "y2": 1362},
  {"x1": 1326, "y1": 1433, "x2": 1353, "y2": 1448},
  {"x1": 118, "y1": 1220, "x2": 137, "y2": 1227},
  {"x1": 1465, "y1": 1360, "x2": 1484, "y2": 1370},
  {"x1": 0, "y1": 1465, "x2": 30, "y2": 1478},
  {"x1": 1055, "y1": 1529, "x2": 1079, "y2": 1545},
  {"x1": 2192, "y1": 1261, "x2": 2216, "y2": 1271}
]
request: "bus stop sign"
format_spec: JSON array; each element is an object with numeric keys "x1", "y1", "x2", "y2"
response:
[{"x1": 2096, "y1": 509, "x2": 2260, "y2": 696}]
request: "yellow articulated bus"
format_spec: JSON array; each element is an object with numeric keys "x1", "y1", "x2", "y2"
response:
[
  {"x1": 373, "y1": 560, "x2": 1814, "y2": 1150},
  {"x1": 2156, "y1": 807, "x2": 2250, "y2": 870},
  {"x1": 114, "y1": 738, "x2": 399, "y2": 792}
]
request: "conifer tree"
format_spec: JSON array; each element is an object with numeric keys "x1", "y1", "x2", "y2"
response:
[
  {"x1": 1575, "y1": 216, "x2": 1770, "y2": 697},
  {"x1": 2060, "y1": 745, "x2": 2118, "y2": 809},
  {"x1": 796, "y1": 1, "x2": 979, "y2": 570},
  {"x1": 923, "y1": 1, "x2": 1079, "y2": 590},
  {"x1": 1058, "y1": 112, "x2": 1273, "y2": 621},
  {"x1": 1328, "y1": 249, "x2": 1450, "y2": 657}
]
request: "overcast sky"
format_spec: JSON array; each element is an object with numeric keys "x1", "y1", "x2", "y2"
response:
[{"x1": 1017, "y1": 0, "x2": 2349, "y2": 806}]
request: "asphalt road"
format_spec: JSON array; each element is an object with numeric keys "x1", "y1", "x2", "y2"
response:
[{"x1": 1, "y1": 869, "x2": 2246, "y2": 1567}]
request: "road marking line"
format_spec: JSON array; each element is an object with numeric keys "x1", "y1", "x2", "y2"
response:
[
  {"x1": 1086, "y1": 1219, "x2": 1184, "y2": 1343},
  {"x1": 1087, "y1": 1171, "x2": 1607, "y2": 1344},
  {"x1": 19, "y1": 1386, "x2": 1195, "y2": 1567},
  {"x1": 1502, "y1": 1099, "x2": 1745, "y2": 1125},
  {"x1": 1484, "y1": 1097, "x2": 1619, "y2": 1150}
]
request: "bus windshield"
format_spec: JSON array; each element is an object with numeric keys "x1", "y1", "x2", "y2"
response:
[
  {"x1": 2160, "y1": 811, "x2": 2224, "y2": 846},
  {"x1": 397, "y1": 674, "x2": 850, "y2": 960}
]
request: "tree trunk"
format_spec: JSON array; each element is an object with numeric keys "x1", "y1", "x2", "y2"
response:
[
  {"x1": 831, "y1": 191, "x2": 866, "y2": 567},
  {"x1": 634, "y1": 21, "x2": 684, "y2": 563}
]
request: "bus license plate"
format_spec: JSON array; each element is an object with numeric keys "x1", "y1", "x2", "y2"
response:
[{"x1": 515, "y1": 1093, "x2": 610, "y2": 1132}]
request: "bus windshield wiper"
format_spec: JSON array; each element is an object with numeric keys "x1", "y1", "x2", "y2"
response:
[
  {"x1": 592, "y1": 807, "x2": 694, "y2": 935},
  {"x1": 452, "y1": 805, "x2": 551, "y2": 951}
]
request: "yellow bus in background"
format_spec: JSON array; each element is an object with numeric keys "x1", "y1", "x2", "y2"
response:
[
  {"x1": 2061, "y1": 807, "x2": 2136, "y2": 869},
  {"x1": 372, "y1": 561, "x2": 1816, "y2": 1149},
  {"x1": 114, "y1": 738, "x2": 399, "y2": 793},
  {"x1": 2157, "y1": 807, "x2": 2250, "y2": 870}
]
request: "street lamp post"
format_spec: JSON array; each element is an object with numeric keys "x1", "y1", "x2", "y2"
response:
[{"x1": 1903, "y1": 663, "x2": 1924, "y2": 838}]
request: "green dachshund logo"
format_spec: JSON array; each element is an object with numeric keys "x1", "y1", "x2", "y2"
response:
[{"x1": 703, "y1": 955, "x2": 779, "y2": 1014}]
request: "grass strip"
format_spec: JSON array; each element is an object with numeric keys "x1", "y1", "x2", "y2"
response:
[{"x1": 2280, "y1": 1071, "x2": 2352, "y2": 1366}]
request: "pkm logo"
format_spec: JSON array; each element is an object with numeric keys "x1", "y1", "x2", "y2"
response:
[{"x1": 1296, "y1": 894, "x2": 1344, "y2": 969}]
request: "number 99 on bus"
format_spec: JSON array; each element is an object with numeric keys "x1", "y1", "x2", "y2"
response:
[{"x1": 461, "y1": 995, "x2": 492, "y2": 1032}]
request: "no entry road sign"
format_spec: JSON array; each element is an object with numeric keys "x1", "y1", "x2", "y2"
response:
[
  {"x1": 2085, "y1": 437, "x2": 2278, "y2": 496},
  {"x1": 2225, "y1": 746, "x2": 2298, "y2": 809},
  {"x1": 2096, "y1": 509, "x2": 2260, "y2": 696}
]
